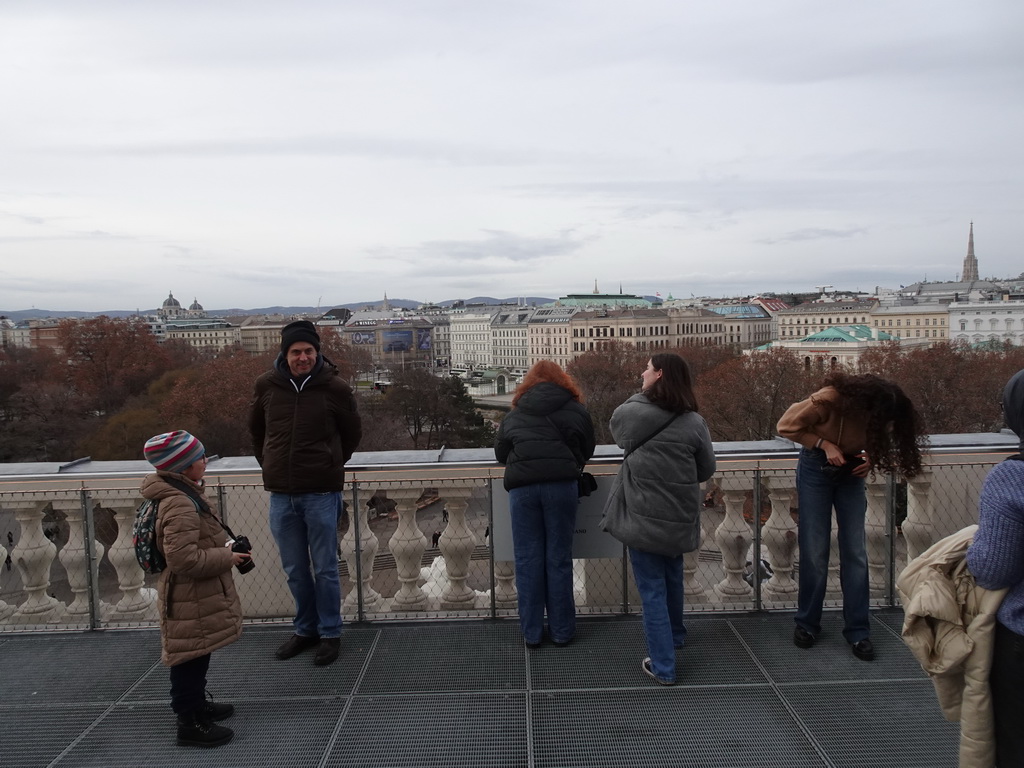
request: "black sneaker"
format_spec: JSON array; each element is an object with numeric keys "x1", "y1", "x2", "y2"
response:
[
  {"x1": 851, "y1": 638, "x2": 875, "y2": 661},
  {"x1": 275, "y1": 634, "x2": 319, "y2": 660},
  {"x1": 314, "y1": 637, "x2": 341, "y2": 666},
  {"x1": 793, "y1": 626, "x2": 816, "y2": 649},
  {"x1": 176, "y1": 714, "x2": 234, "y2": 748}
]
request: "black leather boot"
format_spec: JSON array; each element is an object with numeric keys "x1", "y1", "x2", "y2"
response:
[{"x1": 176, "y1": 712, "x2": 234, "y2": 748}]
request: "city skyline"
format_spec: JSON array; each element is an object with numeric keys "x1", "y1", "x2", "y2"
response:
[{"x1": 2, "y1": 1, "x2": 1022, "y2": 312}]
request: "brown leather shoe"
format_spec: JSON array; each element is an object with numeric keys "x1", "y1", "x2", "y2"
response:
[{"x1": 275, "y1": 634, "x2": 319, "y2": 660}]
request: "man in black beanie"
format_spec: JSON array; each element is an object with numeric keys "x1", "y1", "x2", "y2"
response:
[{"x1": 248, "y1": 319, "x2": 362, "y2": 667}]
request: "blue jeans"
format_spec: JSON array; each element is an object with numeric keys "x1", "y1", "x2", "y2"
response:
[
  {"x1": 794, "y1": 448, "x2": 870, "y2": 643},
  {"x1": 509, "y1": 481, "x2": 578, "y2": 644},
  {"x1": 629, "y1": 547, "x2": 686, "y2": 683},
  {"x1": 269, "y1": 492, "x2": 343, "y2": 638}
]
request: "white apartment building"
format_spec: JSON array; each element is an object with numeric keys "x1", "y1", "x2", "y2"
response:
[
  {"x1": 491, "y1": 307, "x2": 534, "y2": 374},
  {"x1": 949, "y1": 300, "x2": 1024, "y2": 347},
  {"x1": 450, "y1": 307, "x2": 498, "y2": 370}
]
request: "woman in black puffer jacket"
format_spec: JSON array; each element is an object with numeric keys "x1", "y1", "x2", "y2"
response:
[{"x1": 495, "y1": 361, "x2": 596, "y2": 647}]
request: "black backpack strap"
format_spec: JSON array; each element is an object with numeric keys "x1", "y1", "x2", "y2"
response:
[{"x1": 1005, "y1": 454, "x2": 1024, "y2": 462}]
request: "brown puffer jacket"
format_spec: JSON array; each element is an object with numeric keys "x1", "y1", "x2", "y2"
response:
[{"x1": 141, "y1": 472, "x2": 242, "y2": 667}]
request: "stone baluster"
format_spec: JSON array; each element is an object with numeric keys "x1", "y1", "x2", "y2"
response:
[
  {"x1": 864, "y1": 478, "x2": 889, "y2": 596},
  {"x1": 107, "y1": 503, "x2": 157, "y2": 620},
  {"x1": 439, "y1": 484, "x2": 478, "y2": 609},
  {"x1": 9, "y1": 500, "x2": 61, "y2": 622},
  {"x1": 762, "y1": 476, "x2": 799, "y2": 599},
  {"x1": 387, "y1": 488, "x2": 429, "y2": 610},
  {"x1": 713, "y1": 477, "x2": 753, "y2": 601},
  {"x1": 340, "y1": 498, "x2": 382, "y2": 612},
  {"x1": 493, "y1": 560, "x2": 518, "y2": 608},
  {"x1": 0, "y1": 536, "x2": 14, "y2": 620},
  {"x1": 52, "y1": 497, "x2": 104, "y2": 620},
  {"x1": 902, "y1": 469, "x2": 934, "y2": 563}
]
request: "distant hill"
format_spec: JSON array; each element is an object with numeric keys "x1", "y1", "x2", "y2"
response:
[{"x1": 0, "y1": 297, "x2": 559, "y2": 322}]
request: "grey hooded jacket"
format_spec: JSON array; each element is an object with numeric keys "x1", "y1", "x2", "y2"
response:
[{"x1": 600, "y1": 393, "x2": 716, "y2": 556}]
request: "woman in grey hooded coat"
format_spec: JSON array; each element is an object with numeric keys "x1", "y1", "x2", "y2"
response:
[{"x1": 601, "y1": 353, "x2": 716, "y2": 685}]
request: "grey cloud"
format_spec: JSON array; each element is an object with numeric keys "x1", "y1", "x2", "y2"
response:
[
  {"x1": 366, "y1": 231, "x2": 588, "y2": 274},
  {"x1": 757, "y1": 227, "x2": 868, "y2": 245}
]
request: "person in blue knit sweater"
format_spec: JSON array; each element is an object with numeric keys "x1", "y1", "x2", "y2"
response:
[{"x1": 967, "y1": 368, "x2": 1024, "y2": 767}]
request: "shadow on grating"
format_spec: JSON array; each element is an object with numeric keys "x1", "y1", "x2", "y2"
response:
[
  {"x1": 327, "y1": 692, "x2": 528, "y2": 768},
  {"x1": 532, "y1": 687, "x2": 825, "y2": 768},
  {"x1": 123, "y1": 626, "x2": 379, "y2": 703},
  {"x1": 0, "y1": 631, "x2": 160, "y2": 705},
  {"x1": 357, "y1": 621, "x2": 525, "y2": 694},
  {"x1": 529, "y1": 616, "x2": 769, "y2": 690},
  {"x1": 58, "y1": 700, "x2": 346, "y2": 768},
  {"x1": 784, "y1": 679, "x2": 959, "y2": 768},
  {"x1": 727, "y1": 612, "x2": 926, "y2": 684},
  {"x1": 0, "y1": 706, "x2": 107, "y2": 768}
]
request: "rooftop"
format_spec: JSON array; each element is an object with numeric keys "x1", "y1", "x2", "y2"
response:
[{"x1": 3, "y1": 609, "x2": 958, "y2": 767}]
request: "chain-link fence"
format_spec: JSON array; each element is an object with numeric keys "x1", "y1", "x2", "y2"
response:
[{"x1": 0, "y1": 449, "x2": 1008, "y2": 633}]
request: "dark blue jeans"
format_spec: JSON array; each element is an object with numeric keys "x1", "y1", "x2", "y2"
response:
[
  {"x1": 629, "y1": 548, "x2": 686, "y2": 683},
  {"x1": 269, "y1": 492, "x2": 343, "y2": 638},
  {"x1": 992, "y1": 621, "x2": 1024, "y2": 766},
  {"x1": 794, "y1": 448, "x2": 870, "y2": 643},
  {"x1": 508, "y1": 481, "x2": 578, "y2": 645}
]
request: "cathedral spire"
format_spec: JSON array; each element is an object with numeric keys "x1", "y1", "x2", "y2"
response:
[{"x1": 961, "y1": 222, "x2": 979, "y2": 282}]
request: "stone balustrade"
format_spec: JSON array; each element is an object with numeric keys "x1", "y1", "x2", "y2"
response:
[{"x1": 0, "y1": 436, "x2": 1012, "y2": 633}]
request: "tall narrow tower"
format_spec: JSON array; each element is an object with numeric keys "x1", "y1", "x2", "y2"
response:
[{"x1": 961, "y1": 222, "x2": 979, "y2": 282}]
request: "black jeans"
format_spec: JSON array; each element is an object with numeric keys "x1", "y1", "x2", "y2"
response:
[
  {"x1": 169, "y1": 653, "x2": 211, "y2": 716},
  {"x1": 992, "y1": 621, "x2": 1024, "y2": 767}
]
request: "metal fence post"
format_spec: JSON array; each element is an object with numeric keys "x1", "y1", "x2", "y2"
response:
[
  {"x1": 82, "y1": 489, "x2": 101, "y2": 630},
  {"x1": 350, "y1": 482, "x2": 364, "y2": 623},
  {"x1": 887, "y1": 473, "x2": 898, "y2": 608},
  {"x1": 753, "y1": 468, "x2": 763, "y2": 612},
  {"x1": 216, "y1": 484, "x2": 227, "y2": 527},
  {"x1": 488, "y1": 481, "x2": 497, "y2": 619}
]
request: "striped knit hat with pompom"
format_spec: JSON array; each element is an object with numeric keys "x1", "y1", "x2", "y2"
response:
[{"x1": 143, "y1": 431, "x2": 205, "y2": 473}]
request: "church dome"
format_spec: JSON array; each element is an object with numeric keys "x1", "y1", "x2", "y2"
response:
[
  {"x1": 163, "y1": 291, "x2": 181, "y2": 309},
  {"x1": 189, "y1": 298, "x2": 204, "y2": 311}
]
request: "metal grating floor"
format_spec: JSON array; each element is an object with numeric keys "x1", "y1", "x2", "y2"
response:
[{"x1": 0, "y1": 609, "x2": 961, "y2": 767}]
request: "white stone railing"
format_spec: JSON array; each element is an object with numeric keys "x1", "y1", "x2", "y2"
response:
[{"x1": 0, "y1": 433, "x2": 1015, "y2": 632}]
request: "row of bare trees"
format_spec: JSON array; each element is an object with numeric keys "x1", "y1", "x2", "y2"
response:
[
  {"x1": 566, "y1": 341, "x2": 1024, "y2": 445},
  {"x1": 1, "y1": 315, "x2": 1022, "y2": 464}
]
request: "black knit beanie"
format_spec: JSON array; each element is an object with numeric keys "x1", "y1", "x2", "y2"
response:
[{"x1": 280, "y1": 320, "x2": 321, "y2": 354}]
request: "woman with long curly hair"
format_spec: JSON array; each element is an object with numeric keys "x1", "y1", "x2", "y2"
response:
[
  {"x1": 495, "y1": 360, "x2": 596, "y2": 647},
  {"x1": 778, "y1": 372, "x2": 924, "y2": 662}
]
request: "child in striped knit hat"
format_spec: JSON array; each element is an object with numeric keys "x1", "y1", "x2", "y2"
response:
[{"x1": 141, "y1": 430, "x2": 247, "y2": 748}]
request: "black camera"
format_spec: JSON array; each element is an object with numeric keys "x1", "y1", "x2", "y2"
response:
[{"x1": 231, "y1": 536, "x2": 255, "y2": 574}]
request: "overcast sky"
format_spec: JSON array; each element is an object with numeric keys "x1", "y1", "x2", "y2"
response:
[{"x1": 2, "y1": 1, "x2": 1022, "y2": 312}]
